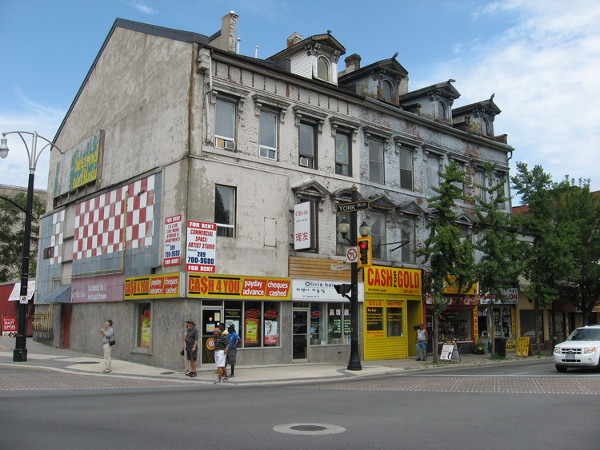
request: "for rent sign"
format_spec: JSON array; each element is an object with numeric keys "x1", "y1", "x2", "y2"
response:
[{"x1": 186, "y1": 221, "x2": 217, "y2": 273}]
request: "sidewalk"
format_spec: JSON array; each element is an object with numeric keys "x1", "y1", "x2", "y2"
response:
[{"x1": 0, "y1": 337, "x2": 552, "y2": 386}]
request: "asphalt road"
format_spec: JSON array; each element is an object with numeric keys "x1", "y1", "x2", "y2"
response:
[{"x1": 1, "y1": 361, "x2": 598, "y2": 449}]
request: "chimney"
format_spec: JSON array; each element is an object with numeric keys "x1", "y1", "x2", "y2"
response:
[
  {"x1": 223, "y1": 11, "x2": 239, "y2": 52},
  {"x1": 287, "y1": 32, "x2": 303, "y2": 48},
  {"x1": 344, "y1": 54, "x2": 361, "y2": 73}
]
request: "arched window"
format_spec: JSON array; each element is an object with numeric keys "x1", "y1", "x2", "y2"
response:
[
  {"x1": 317, "y1": 56, "x2": 330, "y2": 81},
  {"x1": 483, "y1": 117, "x2": 493, "y2": 136},
  {"x1": 381, "y1": 80, "x2": 394, "y2": 102},
  {"x1": 437, "y1": 102, "x2": 447, "y2": 121}
]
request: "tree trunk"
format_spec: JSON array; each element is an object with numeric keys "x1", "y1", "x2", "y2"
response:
[{"x1": 534, "y1": 299, "x2": 540, "y2": 353}]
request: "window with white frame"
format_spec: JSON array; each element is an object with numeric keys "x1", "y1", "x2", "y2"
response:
[
  {"x1": 215, "y1": 98, "x2": 236, "y2": 150},
  {"x1": 370, "y1": 211, "x2": 387, "y2": 259},
  {"x1": 299, "y1": 122, "x2": 317, "y2": 169},
  {"x1": 259, "y1": 110, "x2": 278, "y2": 160},
  {"x1": 474, "y1": 167, "x2": 487, "y2": 202},
  {"x1": 399, "y1": 147, "x2": 414, "y2": 190},
  {"x1": 215, "y1": 185, "x2": 236, "y2": 237},
  {"x1": 316, "y1": 56, "x2": 331, "y2": 82},
  {"x1": 335, "y1": 131, "x2": 351, "y2": 176},
  {"x1": 400, "y1": 216, "x2": 416, "y2": 264},
  {"x1": 369, "y1": 137, "x2": 385, "y2": 184}
]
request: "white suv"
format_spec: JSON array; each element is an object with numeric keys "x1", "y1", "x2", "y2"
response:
[{"x1": 554, "y1": 325, "x2": 600, "y2": 372}]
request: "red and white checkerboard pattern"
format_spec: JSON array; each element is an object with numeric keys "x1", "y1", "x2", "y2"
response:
[
  {"x1": 49, "y1": 209, "x2": 65, "y2": 265},
  {"x1": 73, "y1": 175, "x2": 155, "y2": 260}
]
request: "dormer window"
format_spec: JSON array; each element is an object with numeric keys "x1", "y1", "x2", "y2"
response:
[
  {"x1": 316, "y1": 56, "x2": 331, "y2": 82},
  {"x1": 483, "y1": 116, "x2": 493, "y2": 136},
  {"x1": 437, "y1": 101, "x2": 448, "y2": 121},
  {"x1": 381, "y1": 80, "x2": 394, "y2": 102}
]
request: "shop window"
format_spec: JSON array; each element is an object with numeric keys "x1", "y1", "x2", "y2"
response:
[
  {"x1": 137, "y1": 303, "x2": 152, "y2": 348},
  {"x1": 215, "y1": 98, "x2": 236, "y2": 150},
  {"x1": 310, "y1": 303, "x2": 326, "y2": 345},
  {"x1": 263, "y1": 301, "x2": 280, "y2": 346},
  {"x1": 215, "y1": 184, "x2": 236, "y2": 237},
  {"x1": 335, "y1": 131, "x2": 351, "y2": 176},
  {"x1": 243, "y1": 301, "x2": 262, "y2": 348},
  {"x1": 366, "y1": 304, "x2": 385, "y2": 336},
  {"x1": 387, "y1": 307, "x2": 403, "y2": 337},
  {"x1": 224, "y1": 301, "x2": 243, "y2": 343},
  {"x1": 438, "y1": 308, "x2": 472, "y2": 341},
  {"x1": 327, "y1": 303, "x2": 351, "y2": 344}
]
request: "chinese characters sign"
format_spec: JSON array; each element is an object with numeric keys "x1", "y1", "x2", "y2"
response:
[
  {"x1": 293, "y1": 202, "x2": 311, "y2": 250},
  {"x1": 186, "y1": 221, "x2": 216, "y2": 273}
]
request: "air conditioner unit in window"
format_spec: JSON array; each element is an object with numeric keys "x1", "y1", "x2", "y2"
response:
[
  {"x1": 215, "y1": 137, "x2": 235, "y2": 151},
  {"x1": 299, "y1": 157, "x2": 310, "y2": 167}
]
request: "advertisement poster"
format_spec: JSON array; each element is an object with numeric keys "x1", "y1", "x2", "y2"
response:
[
  {"x1": 264, "y1": 320, "x2": 278, "y2": 345},
  {"x1": 140, "y1": 307, "x2": 151, "y2": 348},
  {"x1": 186, "y1": 221, "x2": 217, "y2": 273},
  {"x1": 71, "y1": 273, "x2": 123, "y2": 303},
  {"x1": 2, "y1": 317, "x2": 17, "y2": 336},
  {"x1": 163, "y1": 214, "x2": 182, "y2": 266},
  {"x1": 245, "y1": 318, "x2": 259, "y2": 344}
]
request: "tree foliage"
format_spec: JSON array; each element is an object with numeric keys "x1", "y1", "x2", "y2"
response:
[
  {"x1": 415, "y1": 161, "x2": 476, "y2": 362},
  {"x1": 554, "y1": 178, "x2": 600, "y2": 325},
  {"x1": 0, "y1": 192, "x2": 46, "y2": 282}
]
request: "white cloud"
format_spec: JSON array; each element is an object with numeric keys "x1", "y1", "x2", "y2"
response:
[
  {"x1": 123, "y1": 0, "x2": 157, "y2": 15},
  {"x1": 0, "y1": 91, "x2": 64, "y2": 191},
  {"x1": 421, "y1": 0, "x2": 600, "y2": 194}
]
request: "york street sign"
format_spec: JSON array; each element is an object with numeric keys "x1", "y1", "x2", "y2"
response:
[{"x1": 336, "y1": 201, "x2": 369, "y2": 213}]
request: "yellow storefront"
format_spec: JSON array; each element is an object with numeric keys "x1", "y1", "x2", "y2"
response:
[{"x1": 363, "y1": 266, "x2": 423, "y2": 360}]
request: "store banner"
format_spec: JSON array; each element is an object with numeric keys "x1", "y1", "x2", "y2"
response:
[
  {"x1": 479, "y1": 288, "x2": 518, "y2": 304},
  {"x1": 8, "y1": 281, "x2": 36, "y2": 302},
  {"x1": 364, "y1": 266, "x2": 421, "y2": 296},
  {"x1": 72, "y1": 273, "x2": 124, "y2": 303},
  {"x1": 2, "y1": 317, "x2": 17, "y2": 335},
  {"x1": 292, "y1": 279, "x2": 363, "y2": 302},
  {"x1": 124, "y1": 273, "x2": 181, "y2": 299},
  {"x1": 188, "y1": 274, "x2": 291, "y2": 300},
  {"x1": 443, "y1": 275, "x2": 478, "y2": 295}
]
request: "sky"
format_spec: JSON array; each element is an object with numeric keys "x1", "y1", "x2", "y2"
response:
[{"x1": 1, "y1": 0, "x2": 599, "y2": 205}]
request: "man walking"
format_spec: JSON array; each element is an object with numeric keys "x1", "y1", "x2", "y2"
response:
[
  {"x1": 213, "y1": 326, "x2": 231, "y2": 384},
  {"x1": 100, "y1": 320, "x2": 114, "y2": 373},
  {"x1": 416, "y1": 323, "x2": 428, "y2": 361},
  {"x1": 183, "y1": 320, "x2": 199, "y2": 378}
]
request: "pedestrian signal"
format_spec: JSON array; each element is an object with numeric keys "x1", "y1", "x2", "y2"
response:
[{"x1": 357, "y1": 236, "x2": 372, "y2": 268}]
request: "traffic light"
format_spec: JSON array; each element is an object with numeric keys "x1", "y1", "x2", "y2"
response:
[
  {"x1": 334, "y1": 283, "x2": 352, "y2": 297},
  {"x1": 357, "y1": 236, "x2": 372, "y2": 268}
]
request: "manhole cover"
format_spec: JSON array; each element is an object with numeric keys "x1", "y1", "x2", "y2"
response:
[{"x1": 273, "y1": 423, "x2": 346, "y2": 436}]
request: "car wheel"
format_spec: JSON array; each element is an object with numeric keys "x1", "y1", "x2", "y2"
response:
[{"x1": 555, "y1": 365, "x2": 567, "y2": 373}]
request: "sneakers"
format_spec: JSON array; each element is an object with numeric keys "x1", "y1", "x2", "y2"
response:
[
  {"x1": 189, "y1": 372, "x2": 197, "y2": 378},
  {"x1": 223, "y1": 376, "x2": 230, "y2": 382},
  {"x1": 102, "y1": 369, "x2": 112, "y2": 373},
  {"x1": 183, "y1": 370, "x2": 190, "y2": 375},
  {"x1": 214, "y1": 378, "x2": 222, "y2": 384}
]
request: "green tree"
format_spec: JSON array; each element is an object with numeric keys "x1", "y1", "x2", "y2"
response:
[
  {"x1": 416, "y1": 161, "x2": 476, "y2": 362},
  {"x1": 473, "y1": 163, "x2": 526, "y2": 355},
  {"x1": 555, "y1": 179, "x2": 600, "y2": 326},
  {"x1": 511, "y1": 163, "x2": 577, "y2": 350},
  {"x1": 0, "y1": 192, "x2": 46, "y2": 282}
]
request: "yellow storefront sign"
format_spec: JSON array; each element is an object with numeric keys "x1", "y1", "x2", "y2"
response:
[{"x1": 364, "y1": 266, "x2": 421, "y2": 296}]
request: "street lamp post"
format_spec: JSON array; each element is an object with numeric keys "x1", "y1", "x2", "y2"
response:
[
  {"x1": 336, "y1": 186, "x2": 370, "y2": 371},
  {"x1": 1, "y1": 131, "x2": 62, "y2": 362}
]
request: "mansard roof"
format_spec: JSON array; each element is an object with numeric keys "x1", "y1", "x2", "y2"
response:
[
  {"x1": 401, "y1": 80, "x2": 461, "y2": 102},
  {"x1": 453, "y1": 96, "x2": 502, "y2": 117},
  {"x1": 339, "y1": 57, "x2": 408, "y2": 83},
  {"x1": 292, "y1": 180, "x2": 330, "y2": 199}
]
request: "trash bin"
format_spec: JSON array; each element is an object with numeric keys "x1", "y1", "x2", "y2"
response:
[{"x1": 495, "y1": 338, "x2": 506, "y2": 358}]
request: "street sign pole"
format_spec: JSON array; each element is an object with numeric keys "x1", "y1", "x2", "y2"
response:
[{"x1": 347, "y1": 186, "x2": 362, "y2": 371}]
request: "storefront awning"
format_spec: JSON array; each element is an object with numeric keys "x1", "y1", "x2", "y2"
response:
[{"x1": 43, "y1": 285, "x2": 72, "y2": 304}]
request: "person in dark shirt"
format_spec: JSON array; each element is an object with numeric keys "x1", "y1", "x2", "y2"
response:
[
  {"x1": 183, "y1": 320, "x2": 199, "y2": 377},
  {"x1": 213, "y1": 326, "x2": 231, "y2": 384},
  {"x1": 226, "y1": 324, "x2": 240, "y2": 377}
]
